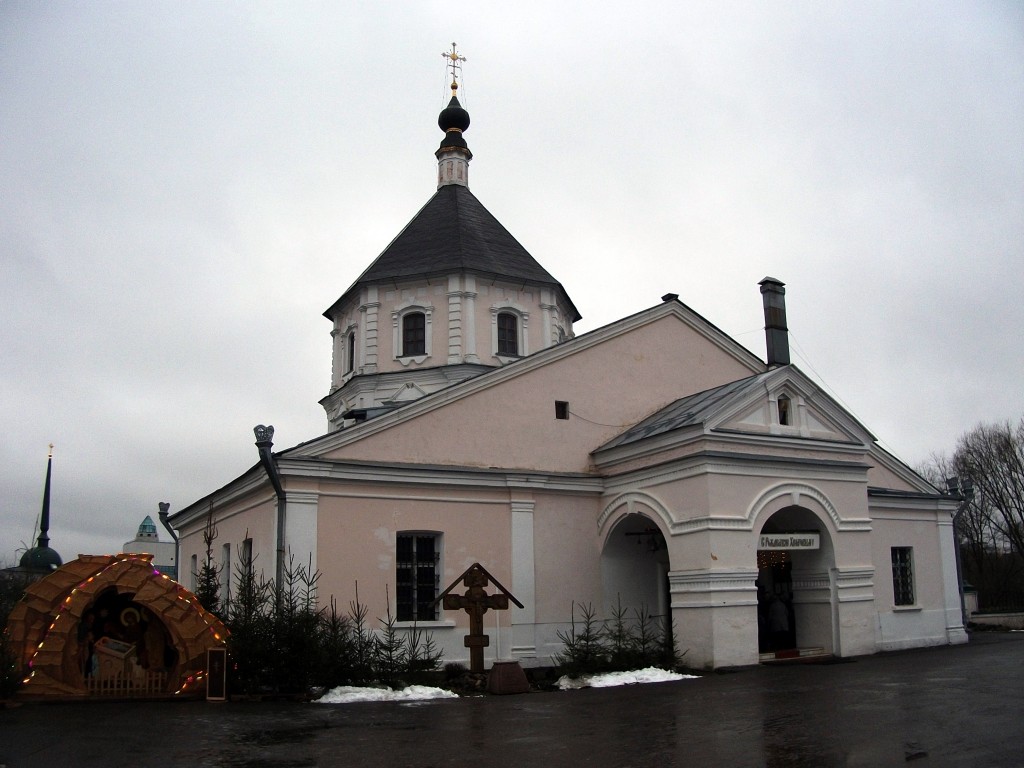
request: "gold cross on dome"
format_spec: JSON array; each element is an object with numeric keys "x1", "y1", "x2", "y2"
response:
[{"x1": 442, "y1": 42, "x2": 466, "y2": 92}]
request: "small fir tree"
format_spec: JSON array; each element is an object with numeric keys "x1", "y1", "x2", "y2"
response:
[{"x1": 194, "y1": 510, "x2": 221, "y2": 614}]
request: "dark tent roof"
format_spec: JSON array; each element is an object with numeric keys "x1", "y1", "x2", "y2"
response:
[{"x1": 324, "y1": 184, "x2": 580, "y2": 321}]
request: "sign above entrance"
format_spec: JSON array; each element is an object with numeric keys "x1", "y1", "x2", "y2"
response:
[{"x1": 759, "y1": 532, "x2": 820, "y2": 550}]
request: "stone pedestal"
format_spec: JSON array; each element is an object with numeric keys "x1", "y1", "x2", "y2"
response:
[{"x1": 487, "y1": 660, "x2": 529, "y2": 695}]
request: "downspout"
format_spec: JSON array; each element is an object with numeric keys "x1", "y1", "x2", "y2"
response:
[
  {"x1": 157, "y1": 501, "x2": 179, "y2": 580},
  {"x1": 254, "y1": 424, "x2": 286, "y2": 588}
]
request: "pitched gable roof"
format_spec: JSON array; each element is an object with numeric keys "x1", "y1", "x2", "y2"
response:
[
  {"x1": 324, "y1": 184, "x2": 580, "y2": 321},
  {"x1": 597, "y1": 365, "x2": 877, "y2": 454}
]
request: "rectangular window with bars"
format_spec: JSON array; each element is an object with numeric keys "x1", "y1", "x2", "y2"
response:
[
  {"x1": 891, "y1": 546, "x2": 915, "y2": 606},
  {"x1": 396, "y1": 533, "x2": 440, "y2": 622}
]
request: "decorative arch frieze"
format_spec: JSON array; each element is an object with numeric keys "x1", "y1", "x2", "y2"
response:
[
  {"x1": 746, "y1": 482, "x2": 846, "y2": 531},
  {"x1": 598, "y1": 491, "x2": 674, "y2": 541}
]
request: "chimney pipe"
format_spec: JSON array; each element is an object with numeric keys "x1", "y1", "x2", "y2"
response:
[{"x1": 759, "y1": 277, "x2": 790, "y2": 367}]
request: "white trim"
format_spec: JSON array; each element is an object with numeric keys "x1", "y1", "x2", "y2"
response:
[
  {"x1": 392, "y1": 302, "x2": 433, "y2": 362},
  {"x1": 491, "y1": 303, "x2": 529, "y2": 360},
  {"x1": 511, "y1": 501, "x2": 537, "y2": 657},
  {"x1": 598, "y1": 491, "x2": 673, "y2": 539},
  {"x1": 748, "y1": 481, "x2": 845, "y2": 531},
  {"x1": 359, "y1": 287, "x2": 380, "y2": 373}
]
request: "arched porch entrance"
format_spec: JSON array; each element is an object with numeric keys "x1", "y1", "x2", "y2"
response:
[
  {"x1": 600, "y1": 512, "x2": 670, "y2": 625},
  {"x1": 756, "y1": 505, "x2": 837, "y2": 659}
]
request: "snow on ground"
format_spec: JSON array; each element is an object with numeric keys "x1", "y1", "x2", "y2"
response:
[
  {"x1": 557, "y1": 667, "x2": 698, "y2": 690},
  {"x1": 315, "y1": 684, "x2": 459, "y2": 704},
  {"x1": 314, "y1": 667, "x2": 697, "y2": 702}
]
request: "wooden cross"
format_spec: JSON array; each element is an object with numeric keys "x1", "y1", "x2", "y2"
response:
[{"x1": 433, "y1": 563, "x2": 523, "y2": 673}]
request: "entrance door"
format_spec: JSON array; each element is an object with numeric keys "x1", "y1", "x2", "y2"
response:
[{"x1": 757, "y1": 550, "x2": 796, "y2": 653}]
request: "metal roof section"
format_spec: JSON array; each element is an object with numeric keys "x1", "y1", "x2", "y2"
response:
[{"x1": 598, "y1": 373, "x2": 772, "y2": 451}]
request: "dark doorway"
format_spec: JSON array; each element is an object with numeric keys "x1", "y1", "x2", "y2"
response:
[{"x1": 757, "y1": 551, "x2": 796, "y2": 653}]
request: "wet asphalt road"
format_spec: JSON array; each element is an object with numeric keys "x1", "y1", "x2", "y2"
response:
[{"x1": 2, "y1": 632, "x2": 1022, "y2": 768}]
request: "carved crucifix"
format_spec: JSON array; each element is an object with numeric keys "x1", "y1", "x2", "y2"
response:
[{"x1": 432, "y1": 563, "x2": 523, "y2": 673}]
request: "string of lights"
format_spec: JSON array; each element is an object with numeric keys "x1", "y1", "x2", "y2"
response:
[{"x1": 20, "y1": 553, "x2": 227, "y2": 697}]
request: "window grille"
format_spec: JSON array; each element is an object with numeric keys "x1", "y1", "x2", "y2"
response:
[
  {"x1": 891, "y1": 546, "x2": 915, "y2": 605},
  {"x1": 396, "y1": 533, "x2": 440, "y2": 621}
]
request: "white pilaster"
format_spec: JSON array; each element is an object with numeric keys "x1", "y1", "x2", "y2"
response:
[
  {"x1": 937, "y1": 513, "x2": 969, "y2": 644},
  {"x1": 330, "y1": 325, "x2": 343, "y2": 389},
  {"x1": 464, "y1": 276, "x2": 479, "y2": 363},
  {"x1": 447, "y1": 275, "x2": 463, "y2": 364},
  {"x1": 361, "y1": 286, "x2": 379, "y2": 373},
  {"x1": 511, "y1": 500, "x2": 537, "y2": 659}
]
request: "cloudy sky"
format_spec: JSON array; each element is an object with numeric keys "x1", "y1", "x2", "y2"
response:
[{"x1": 2, "y1": 2, "x2": 1021, "y2": 563}]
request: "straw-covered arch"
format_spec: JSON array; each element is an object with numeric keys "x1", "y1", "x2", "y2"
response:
[{"x1": 7, "y1": 553, "x2": 228, "y2": 697}]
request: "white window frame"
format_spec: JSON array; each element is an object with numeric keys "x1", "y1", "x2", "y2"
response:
[
  {"x1": 491, "y1": 303, "x2": 528, "y2": 362},
  {"x1": 392, "y1": 303, "x2": 433, "y2": 364},
  {"x1": 343, "y1": 325, "x2": 357, "y2": 376},
  {"x1": 768, "y1": 388, "x2": 802, "y2": 433}
]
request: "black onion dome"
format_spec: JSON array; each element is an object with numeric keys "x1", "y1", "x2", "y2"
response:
[
  {"x1": 438, "y1": 94, "x2": 470, "y2": 133},
  {"x1": 19, "y1": 544, "x2": 63, "y2": 573}
]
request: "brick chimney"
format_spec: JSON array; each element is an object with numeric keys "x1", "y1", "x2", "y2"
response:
[{"x1": 759, "y1": 277, "x2": 790, "y2": 367}]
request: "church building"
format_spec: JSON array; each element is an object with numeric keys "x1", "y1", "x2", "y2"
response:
[{"x1": 170, "y1": 54, "x2": 967, "y2": 670}]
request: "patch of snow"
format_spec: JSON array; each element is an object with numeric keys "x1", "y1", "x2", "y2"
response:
[
  {"x1": 314, "y1": 684, "x2": 459, "y2": 704},
  {"x1": 557, "y1": 667, "x2": 698, "y2": 690}
]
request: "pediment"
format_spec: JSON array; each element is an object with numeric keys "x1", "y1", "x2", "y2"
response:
[
  {"x1": 384, "y1": 381, "x2": 429, "y2": 404},
  {"x1": 712, "y1": 369, "x2": 869, "y2": 446}
]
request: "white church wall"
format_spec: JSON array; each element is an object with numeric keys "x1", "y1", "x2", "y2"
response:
[{"x1": 869, "y1": 507, "x2": 965, "y2": 651}]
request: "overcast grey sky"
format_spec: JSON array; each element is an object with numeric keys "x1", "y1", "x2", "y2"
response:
[{"x1": 2, "y1": 2, "x2": 1022, "y2": 563}]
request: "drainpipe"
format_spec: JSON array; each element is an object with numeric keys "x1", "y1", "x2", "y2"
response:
[
  {"x1": 157, "y1": 501, "x2": 178, "y2": 580},
  {"x1": 254, "y1": 424, "x2": 286, "y2": 589}
]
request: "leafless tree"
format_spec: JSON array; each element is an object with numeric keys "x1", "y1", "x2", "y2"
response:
[
  {"x1": 954, "y1": 417, "x2": 1024, "y2": 560},
  {"x1": 920, "y1": 422, "x2": 1024, "y2": 610}
]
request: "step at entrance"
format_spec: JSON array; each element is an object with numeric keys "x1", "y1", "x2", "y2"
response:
[{"x1": 759, "y1": 647, "x2": 828, "y2": 663}]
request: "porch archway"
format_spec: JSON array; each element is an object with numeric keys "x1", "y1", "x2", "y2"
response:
[
  {"x1": 600, "y1": 512, "x2": 671, "y2": 626},
  {"x1": 755, "y1": 505, "x2": 837, "y2": 657}
]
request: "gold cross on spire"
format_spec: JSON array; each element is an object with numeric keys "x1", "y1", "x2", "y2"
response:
[{"x1": 442, "y1": 42, "x2": 466, "y2": 94}]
